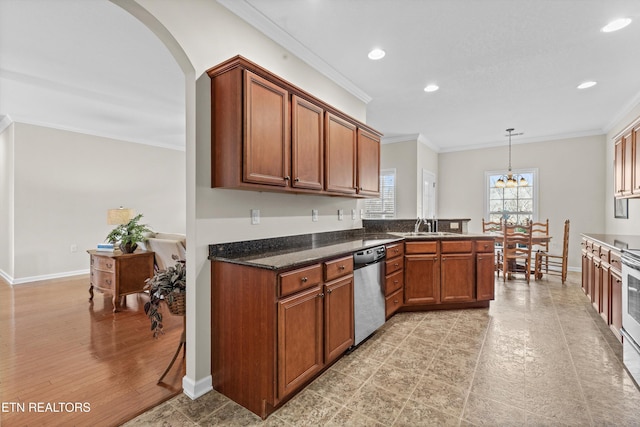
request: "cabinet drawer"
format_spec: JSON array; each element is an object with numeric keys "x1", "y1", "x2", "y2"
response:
[
  {"x1": 610, "y1": 251, "x2": 622, "y2": 272},
  {"x1": 92, "y1": 255, "x2": 116, "y2": 272},
  {"x1": 475, "y1": 240, "x2": 495, "y2": 253},
  {"x1": 280, "y1": 264, "x2": 323, "y2": 297},
  {"x1": 324, "y1": 255, "x2": 353, "y2": 282},
  {"x1": 599, "y1": 246, "x2": 610, "y2": 263},
  {"x1": 91, "y1": 269, "x2": 115, "y2": 291},
  {"x1": 405, "y1": 241, "x2": 438, "y2": 254},
  {"x1": 385, "y1": 257, "x2": 403, "y2": 275},
  {"x1": 386, "y1": 243, "x2": 404, "y2": 259},
  {"x1": 442, "y1": 240, "x2": 472, "y2": 253},
  {"x1": 385, "y1": 269, "x2": 403, "y2": 295},
  {"x1": 385, "y1": 288, "x2": 403, "y2": 318}
]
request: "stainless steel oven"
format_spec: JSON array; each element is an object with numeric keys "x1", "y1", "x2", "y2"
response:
[{"x1": 621, "y1": 249, "x2": 640, "y2": 386}]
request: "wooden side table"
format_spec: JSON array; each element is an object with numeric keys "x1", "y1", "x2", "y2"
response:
[{"x1": 88, "y1": 250, "x2": 155, "y2": 312}]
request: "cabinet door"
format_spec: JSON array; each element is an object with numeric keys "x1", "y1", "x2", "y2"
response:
[
  {"x1": 441, "y1": 254, "x2": 475, "y2": 303},
  {"x1": 324, "y1": 276, "x2": 354, "y2": 364},
  {"x1": 325, "y1": 112, "x2": 357, "y2": 194},
  {"x1": 593, "y1": 259, "x2": 603, "y2": 313},
  {"x1": 356, "y1": 129, "x2": 380, "y2": 197},
  {"x1": 244, "y1": 71, "x2": 290, "y2": 186},
  {"x1": 404, "y1": 255, "x2": 440, "y2": 304},
  {"x1": 581, "y1": 249, "x2": 589, "y2": 295},
  {"x1": 633, "y1": 125, "x2": 640, "y2": 194},
  {"x1": 610, "y1": 269, "x2": 623, "y2": 341},
  {"x1": 277, "y1": 285, "x2": 323, "y2": 398},
  {"x1": 601, "y1": 264, "x2": 611, "y2": 324},
  {"x1": 476, "y1": 253, "x2": 495, "y2": 301},
  {"x1": 292, "y1": 95, "x2": 323, "y2": 190}
]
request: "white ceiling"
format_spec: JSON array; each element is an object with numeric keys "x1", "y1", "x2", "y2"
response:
[{"x1": 2, "y1": 1, "x2": 640, "y2": 152}]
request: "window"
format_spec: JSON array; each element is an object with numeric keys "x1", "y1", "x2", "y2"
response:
[
  {"x1": 364, "y1": 168, "x2": 396, "y2": 218},
  {"x1": 485, "y1": 169, "x2": 538, "y2": 225}
]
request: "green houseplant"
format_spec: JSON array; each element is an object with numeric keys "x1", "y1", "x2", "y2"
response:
[
  {"x1": 144, "y1": 256, "x2": 186, "y2": 338},
  {"x1": 105, "y1": 213, "x2": 151, "y2": 253}
]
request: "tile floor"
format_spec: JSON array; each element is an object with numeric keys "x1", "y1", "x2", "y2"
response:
[{"x1": 124, "y1": 273, "x2": 640, "y2": 426}]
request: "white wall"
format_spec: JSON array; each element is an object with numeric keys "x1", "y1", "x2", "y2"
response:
[
  {"x1": 380, "y1": 137, "x2": 439, "y2": 219},
  {"x1": 439, "y1": 134, "x2": 606, "y2": 270},
  {"x1": 130, "y1": 0, "x2": 371, "y2": 399},
  {"x1": 0, "y1": 121, "x2": 15, "y2": 282},
  {"x1": 605, "y1": 103, "x2": 640, "y2": 235},
  {"x1": 9, "y1": 123, "x2": 185, "y2": 283}
]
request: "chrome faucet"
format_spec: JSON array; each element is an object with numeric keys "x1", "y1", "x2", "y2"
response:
[{"x1": 414, "y1": 217, "x2": 423, "y2": 233}]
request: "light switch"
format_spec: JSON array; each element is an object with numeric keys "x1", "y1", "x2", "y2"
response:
[
  {"x1": 351, "y1": 209, "x2": 356, "y2": 220},
  {"x1": 338, "y1": 209, "x2": 344, "y2": 221},
  {"x1": 251, "y1": 209, "x2": 260, "y2": 225}
]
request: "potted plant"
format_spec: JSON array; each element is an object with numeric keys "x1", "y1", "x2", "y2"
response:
[
  {"x1": 144, "y1": 256, "x2": 186, "y2": 338},
  {"x1": 105, "y1": 213, "x2": 151, "y2": 253}
]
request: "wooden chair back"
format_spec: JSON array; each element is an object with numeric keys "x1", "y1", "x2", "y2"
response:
[
  {"x1": 502, "y1": 222, "x2": 533, "y2": 283},
  {"x1": 534, "y1": 219, "x2": 570, "y2": 284},
  {"x1": 482, "y1": 218, "x2": 503, "y2": 233},
  {"x1": 531, "y1": 218, "x2": 549, "y2": 252}
]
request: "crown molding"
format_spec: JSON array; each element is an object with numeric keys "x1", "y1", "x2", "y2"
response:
[
  {"x1": 0, "y1": 115, "x2": 12, "y2": 134},
  {"x1": 381, "y1": 133, "x2": 441, "y2": 152},
  {"x1": 217, "y1": 0, "x2": 372, "y2": 104}
]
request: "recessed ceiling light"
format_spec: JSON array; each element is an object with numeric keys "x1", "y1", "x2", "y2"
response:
[
  {"x1": 368, "y1": 48, "x2": 385, "y2": 60},
  {"x1": 424, "y1": 84, "x2": 439, "y2": 92},
  {"x1": 602, "y1": 18, "x2": 632, "y2": 32},
  {"x1": 577, "y1": 81, "x2": 597, "y2": 89}
]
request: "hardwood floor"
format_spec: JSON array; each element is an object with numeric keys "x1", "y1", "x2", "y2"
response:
[{"x1": 0, "y1": 274, "x2": 184, "y2": 426}]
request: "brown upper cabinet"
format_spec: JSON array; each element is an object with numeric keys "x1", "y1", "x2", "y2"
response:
[
  {"x1": 207, "y1": 55, "x2": 381, "y2": 198},
  {"x1": 614, "y1": 116, "x2": 640, "y2": 199}
]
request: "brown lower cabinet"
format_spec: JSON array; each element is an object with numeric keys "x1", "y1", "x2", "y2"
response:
[
  {"x1": 212, "y1": 255, "x2": 354, "y2": 419},
  {"x1": 404, "y1": 239, "x2": 494, "y2": 307},
  {"x1": 212, "y1": 238, "x2": 494, "y2": 419},
  {"x1": 580, "y1": 236, "x2": 623, "y2": 342}
]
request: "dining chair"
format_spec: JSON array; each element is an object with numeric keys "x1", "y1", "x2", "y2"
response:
[
  {"x1": 502, "y1": 222, "x2": 533, "y2": 284},
  {"x1": 531, "y1": 218, "x2": 549, "y2": 253},
  {"x1": 482, "y1": 218, "x2": 503, "y2": 276},
  {"x1": 535, "y1": 219, "x2": 570, "y2": 284}
]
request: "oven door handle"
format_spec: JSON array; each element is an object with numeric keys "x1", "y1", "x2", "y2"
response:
[
  {"x1": 622, "y1": 254, "x2": 640, "y2": 270},
  {"x1": 622, "y1": 328, "x2": 640, "y2": 353}
]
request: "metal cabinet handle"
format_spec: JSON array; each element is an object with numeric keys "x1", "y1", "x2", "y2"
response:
[
  {"x1": 105, "y1": 279, "x2": 112, "y2": 285},
  {"x1": 301, "y1": 277, "x2": 308, "y2": 282},
  {"x1": 339, "y1": 265, "x2": 345, "y2": 270},
  {"x1": 294, "y1": 177, "x2": 300, "y2": 182},
  {"x1": 106, "y1": 263, "x2": 113, "y2": 268},
  {"x1": 284, "y1": 176, "x2": 290, "y2": 181},
  {"x1": 326, "y1": 289, "x2": 332, "y2": 294},
  {"x1": 317, "y1": 292, "x2": 325, "y2": 298}
]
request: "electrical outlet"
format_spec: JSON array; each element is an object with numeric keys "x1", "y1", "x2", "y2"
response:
[
  {"x1": 351, "y1": 209, "x2": 356, "y2": 220},
  {"x1": 312, "y1": 209, "x2": 319, "y2": 222},
  {"x1": 70, "y1": 244, "x2": 77, "y2": 253},
  {"x1": 360, "y1": 209, "x2": 364, "y2": 218},
  {"x1": 251, "y1": 209, "x2": 260, "y2": 225},
  {"x1": 338, "y1": 209, "x2": 344, "y2": 221}
]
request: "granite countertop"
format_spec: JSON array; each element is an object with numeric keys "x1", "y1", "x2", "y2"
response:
[
  {"x1": 209, "y1": 228, "x2": 495, "y2": 271},
  {"x1": 581, "y1": 233, "x2": 640, "y2": 251},
  {"x1": 210, "y1": 233, "x2": 403, "y2": 270}
]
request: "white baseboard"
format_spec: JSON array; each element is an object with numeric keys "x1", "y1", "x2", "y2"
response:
[
  {"x1": 8, "y1": 269, "x2": 89, "y2": 285},
  {"x1": 182, "y1": 375, "x2": 213, "y2": 400}
]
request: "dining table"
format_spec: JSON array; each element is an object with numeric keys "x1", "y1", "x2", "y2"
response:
[{"x1": 483, "y1": 232, "x2": 553, "y2": 279}]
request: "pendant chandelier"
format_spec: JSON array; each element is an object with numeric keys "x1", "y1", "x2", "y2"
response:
[{"x1": 496, "y1": 128, "x2": 528, "y2": 188}]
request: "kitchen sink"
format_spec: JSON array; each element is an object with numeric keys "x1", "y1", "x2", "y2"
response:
[{"x1": 393, "y1": 231, "x2": 457, "y2": 237}]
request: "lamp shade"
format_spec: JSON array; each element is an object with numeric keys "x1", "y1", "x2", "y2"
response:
[{"x1": 107, "y1": 207, "x2": 134, "y2": 225}]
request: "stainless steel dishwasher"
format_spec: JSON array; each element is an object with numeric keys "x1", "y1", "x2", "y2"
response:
[{"x1": 353, "y1": 245, "x2": 386, "y2": 346}]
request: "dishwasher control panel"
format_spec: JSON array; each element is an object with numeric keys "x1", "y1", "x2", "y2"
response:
[{"x1": 353, "y1": 245, "x2": 386, "y2": 266}]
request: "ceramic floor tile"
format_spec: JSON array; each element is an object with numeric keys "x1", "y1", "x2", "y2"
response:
[
  {"x1": 393, "y1": 398, "x2": 460, "y2": 426},
  {"x1": 306, "y1": 368, "x2": 365, "y2": 405},
  {"x1": 461, "y1": 392, "x2": 526, "y2": 426},
  {"x1": 343, "y1": 382, "x2": 408, "y2": 426},
  {"x1": 274, "y1": 389, "x2": 342, "y2": 426},
  {"x1": 410, "y1": 376, "x2": 468, "y2": 418},
  {"x1": 168, "y1": 389, "x2": 230, "y2": 422},
  {"x1": 127, "y1": 273, "x2": 640, "y2": 426},
  {"x1": 368, "y1": 362, "x2": 422, "y2": 399}
]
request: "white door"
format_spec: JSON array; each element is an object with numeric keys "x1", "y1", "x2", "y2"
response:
[{"x1": 422, "y1": 169, "x2": 436, "y2": 219}]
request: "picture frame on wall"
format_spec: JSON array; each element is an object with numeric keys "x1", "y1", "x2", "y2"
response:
[{"x1": 614, "y1": 197, "x2": 628, "y2": 219}]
